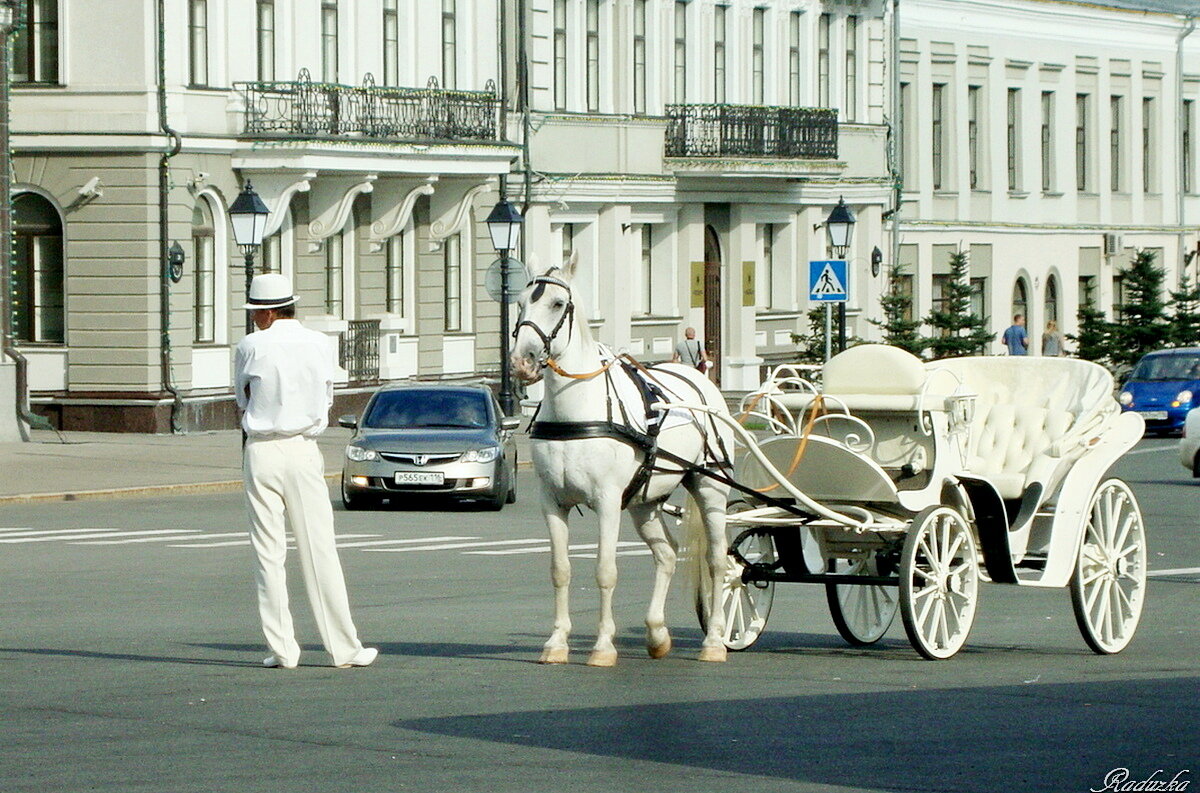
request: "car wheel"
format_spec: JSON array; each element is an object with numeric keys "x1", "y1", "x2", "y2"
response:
[{"x1": 1193, "y1": 451, "x2": 1200, "y2": 479}]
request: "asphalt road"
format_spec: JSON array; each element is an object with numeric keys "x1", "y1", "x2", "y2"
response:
[{"x1": 0, "y1": 438, "x2": 1195, "y2": 793}]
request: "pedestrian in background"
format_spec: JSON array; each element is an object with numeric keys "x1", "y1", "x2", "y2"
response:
[
  {"x1": 672, "y1": 326, "x2": 708, "y2": 371},
  {"x1": 1002, "y1": 314, "x2": 1029, "y2": 356},
  {"x1": 234, "y1": 273, "x2": 377, "y2": 670},
  {"x1": 1042, "y1": 320, "x2": 1065, "y2": 357}
]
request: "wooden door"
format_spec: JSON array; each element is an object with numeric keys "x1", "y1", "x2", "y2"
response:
[{"x1": 703, "y1": 225, "x2": 722, "y2": 385}]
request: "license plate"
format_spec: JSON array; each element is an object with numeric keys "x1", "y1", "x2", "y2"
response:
[
  {"x1": 1142, "y1": 410, "x2": 1169, "y2": 421},
  {"x1": 395, "y1": 471, "x2": 445, "y2": 486}
]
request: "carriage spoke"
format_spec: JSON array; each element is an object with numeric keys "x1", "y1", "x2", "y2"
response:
[{"x1": 918, "y1": 536, "x2": 938, "y2": 567}]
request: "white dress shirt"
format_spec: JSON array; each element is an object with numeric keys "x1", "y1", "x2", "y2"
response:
[{"x1": 234, "y1": 319, "x2": 334, "y2": 438}]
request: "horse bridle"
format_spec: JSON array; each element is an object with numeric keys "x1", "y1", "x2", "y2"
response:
[{"x1": 513, "y1": 271, "x2": 576, "y2": 366}]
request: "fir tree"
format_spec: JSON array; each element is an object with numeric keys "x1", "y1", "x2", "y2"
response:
[
  {"x1": 922, "y1": 249, "x2": 994, "y2": 359},
  {"x1": 1070, "y1": 278, "x2": 1113, "y2": 365},
  {"x1": 871, "y1": 263, "x2": 925, "y2": 357},
  {"x1": 1168, "y1": 279, "x2": 1200, "y2": 348},
  {"x1": 1110, "y1": 248, "x2": 1169, "y2": 367}
]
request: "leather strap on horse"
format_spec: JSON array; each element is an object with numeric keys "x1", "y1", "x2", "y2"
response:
[{"x1": 530, "y1": 420, "x2": 657, "y2": 508}]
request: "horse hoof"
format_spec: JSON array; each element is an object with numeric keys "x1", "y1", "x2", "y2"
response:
[
  {"x1": 539, "y1": 647, "x2": 569, "y2": 664},
  {"x1": 647, "y1": 636, "x2": 672, "y2": 659},
  {"x1": 698, "y1": 645, "x2": 728, "y2": 663},
  {"x1": 586, "y1": 649, "x2": 618, "y2": 667}
]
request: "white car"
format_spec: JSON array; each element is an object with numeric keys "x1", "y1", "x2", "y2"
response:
[{"x1": 1180, "y1": 407, "x2": 1200, "y2": 477}]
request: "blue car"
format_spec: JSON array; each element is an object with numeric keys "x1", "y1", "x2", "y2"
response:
[{"x1": 1118, "y1": 348, "x2": 1200, "y2": 433}]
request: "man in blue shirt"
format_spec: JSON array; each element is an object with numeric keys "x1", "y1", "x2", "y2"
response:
[{"x1": 1002, "y1": 314, "x2": 1029, "y2": 356}]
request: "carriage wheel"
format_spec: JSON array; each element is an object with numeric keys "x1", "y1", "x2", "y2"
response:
[
  {"x1": 826, "y1": 551, "x2": 899, "y2": 646},
  {"x1": 695, "y1": 532, "x2": 775, "y2": 651},
  {"x1": 1070, "y1": 478, "x2": 1147, "y2": 655},
  {"x1": 899, "y1": 506, "x2": 979, "y2": 660}
]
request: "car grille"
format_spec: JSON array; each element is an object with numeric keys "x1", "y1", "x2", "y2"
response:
[{"x1": 379, "y1": 452, "x2": 462, "y2": 465}]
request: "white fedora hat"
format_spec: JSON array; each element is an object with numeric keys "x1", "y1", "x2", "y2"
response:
[{"x1": 242, "y1": 273, "x2": 299, "y2": 310}]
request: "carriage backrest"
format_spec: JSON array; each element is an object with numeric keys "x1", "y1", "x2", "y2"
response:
[{"x1": 823, "y1": 344, "x2": 926, "y2": 396}]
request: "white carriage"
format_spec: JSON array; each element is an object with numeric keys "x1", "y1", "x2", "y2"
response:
[{"x1": 685, "y1": 344, "x2": 1148, "y2": 660}]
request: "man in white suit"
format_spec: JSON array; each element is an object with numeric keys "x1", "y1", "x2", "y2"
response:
[{"x1": 235, "y1": 273, "x2": 377, "y2": 669}]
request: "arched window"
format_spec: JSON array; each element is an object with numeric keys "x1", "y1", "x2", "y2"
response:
[
  {"x1": 192, "y1": 199, "x2": 216, "y2": 343},
  {"x1": 13, "y1": 192, "x2": 65, "y2": 343},
  {"x1": 1044, "y1": 274, "x2": 1059, "y2": 323},
  {"x1": 1012, "y1": 277, "x2": 1029, "y2": 322}
]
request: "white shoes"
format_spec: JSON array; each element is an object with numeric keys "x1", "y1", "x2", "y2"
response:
[
  {"x1": 262, "y1": 655, "x2": 298, "y2": 669},
  {"x1": 335, "y1": 646, "x2": 379, "y2": 669}
]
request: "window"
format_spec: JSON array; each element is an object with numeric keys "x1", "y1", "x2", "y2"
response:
[
  {"x1": 1012, "y1": 278, "x2": 1029, "y2": 322},
  {"x1": 192, "y1": 200, "x2": 215, "y2": 343},
  {"x1": 752, "y1": 7, "x2": 766, "y2": 105},
  {"x1": 189, "y1": 0, "x2": 209, "y2": 87},
  {"x1": 894, "y1": 272, "x2": 915, "y2": 322},
  {"x1": 585, "y1": 0, "x2": 600, "y2": 112},
  {"x1": 553, "y1": 0, "x2": 567, "y2": 110},
  {"x1": 970, "y1": 278, "x2": 987, "y2": 327},
  {"x1": 899, "y1": 81, "x2": 912, "y2": 184},
  {"x1": 759, "y1": 224, "x2": 776, "y2": 310},
  {"x1": 1045, "y1": 274, "x2": 1059, "y2": 323},
  {"x1": 1185, "y1": 99, "x2": 1195, "y2": 193},
  {"x1": 714, "y1": 5, "x2": 727, "y2": 104},
  {"x1": 968, "y1": 85, "x2": 981, "y2": 189},
  {"x1": 1076, "y1": 93, "x2": 1090, "y2": 192},
  {"x1": 932, "y1": 83, "x2": 946, "y2": 191},
  {"x1": 12, "y1": 0, "x2": 59, "y2": 84},
  {"x1": 256, "y1": 0, "x2": 275, "y2": 82},
  {"x1": 817, "y1": 13, "x2": 830, "y2": 108},
  {"x1": 674, "y1": 1, "x2": 687, "y2": 103},
  {"x1": 788, "y1": 11, "x2": 802, "y2": 106},
  {"x1": 1041, "y1": 90, "x2": 1054, "y2": 192},
  {"x1": 844, "y1": 15, "x2": 858, "y2": 121},
  {"x1": 1143, "y1": 96, "x2": 1155, "y2": 193},
  {"x1": 383, "y1": 0, "x2": 399, "y2": 86},
  {"x1": 386, "y1": 234, "x2": 406, "y2": 316},
  {"x1": 633, "y1": 0, "x2": 647, "y2": 113},
  {"x1": 321, "y1": 0, "x2": 338, "y2": 83},
  {"x1": 13, "y1": 193, "x2": 64, "y2": 344},
  {"x1": 444, "y1": 235, "x2": 462, "y2": 331},
  {"x1": 560, "y1": 224, "x2": 575, "y2": 267},
  {"x1": 1007, "y1": 88, "x2": 1020, "y2": 191},
  {"x1": 1111, "y1": 95, "x2": 1123, "y2": 192},
  {"x1": 640, "y1": 225, "x2": 654, "y2": 315},
  {"x1": 325, "y1": 233, "x2": 343, "y2": 318},
  {"x1": 442, "y1": 0, "x2": 457, "y2": 89}
]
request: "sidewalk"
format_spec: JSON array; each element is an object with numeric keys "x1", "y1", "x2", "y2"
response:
[{"x1": 0, "y1": 427, "x2": 534, "y2": 504}]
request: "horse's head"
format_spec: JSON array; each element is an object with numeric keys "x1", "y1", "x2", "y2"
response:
[{"x1": 511, "y1": 251, "x2": 580, "y2": 382}]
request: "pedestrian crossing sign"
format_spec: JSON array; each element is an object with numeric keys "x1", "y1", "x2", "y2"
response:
[{"x1": 809, "y1": 260, "x2": 849, "y2": 303}]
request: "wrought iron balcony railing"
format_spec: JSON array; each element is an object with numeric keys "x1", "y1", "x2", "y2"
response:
[
  {"x1": 234, "y1": 70, "x2": 499, "y2": 143},
  {"x1": 340, "y1": 319, "x2": 381, "y2": 384},
  {"x1": 665, "y1": 104, "x2": 838, "y2": 159}
]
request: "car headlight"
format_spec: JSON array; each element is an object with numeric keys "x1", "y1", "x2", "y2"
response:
[
  {"x1": 1118, "y1": 391, "x2": 1133, "y2": 406},
  {"x1": 462, "y1": 446, "x2": 500, "y2": 463},
  {"x1": 345, "y1": 444, "x2": 379, "y2": 462},
  {"x1": 1177, "y1": 390, "x2": 1194, "y2": 405}
]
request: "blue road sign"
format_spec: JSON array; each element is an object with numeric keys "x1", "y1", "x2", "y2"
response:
[{"x1": 809, "y1": 260, "x2": 849, "y2": 303}]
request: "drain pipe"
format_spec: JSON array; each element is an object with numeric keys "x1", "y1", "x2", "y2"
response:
[
  {"x1": 884, "y1": 0, "x2": 902, "y2": 283},
  {"x1": 157, "y1": 0, "x2": 183, "y2": 433},
  {"x1": 1177, "y1": 15, "x2": 1196, "y2": 286}
]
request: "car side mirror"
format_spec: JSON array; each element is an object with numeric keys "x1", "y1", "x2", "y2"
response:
[
  {"x1": 500, "y1": 416, "x2": 521, "y2": 432},
  {"x1": 337, "y1": 414, "x2": 358, "y2": 430}
]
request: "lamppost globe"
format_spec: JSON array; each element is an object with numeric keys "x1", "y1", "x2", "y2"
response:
[
  {"x1": 824, "y1": 196, "x2": 856, "y2": 258},
  {"x1": 486, "y1": 198, "x2": 524, "y2": 417},
  {"x1": 229, "y1": 181, "x2": 270, "y2": 253},
  {"x1": 485, "y1": 199, "x2": 523, "y2": 254}
]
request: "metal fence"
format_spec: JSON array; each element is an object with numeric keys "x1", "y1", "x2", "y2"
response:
[
  {"x1": 340, "y1": 319, "x2": 381, "y2": 384},
  {"x1": 665, "y1": 104, "x2": 839, "y2": 159},
  {"x1": 235, "y1": 71, "x2": 499, "y2": 143}
]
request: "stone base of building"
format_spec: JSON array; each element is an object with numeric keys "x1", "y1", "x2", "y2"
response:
[{"x1": 0, "y1": 362, "x2": 27, "y2": 441}]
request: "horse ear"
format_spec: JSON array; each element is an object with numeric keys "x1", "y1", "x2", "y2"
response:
[{"x1": 562, "y1": 249, "x2": 579, "y2": 279}]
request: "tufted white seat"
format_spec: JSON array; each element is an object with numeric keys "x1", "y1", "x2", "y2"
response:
[
  {"x1": 928, "y1": 357, "x2": 1117, "y2": 499},
  {"x1": 772, "y1": 344, "x2": 933, "y2": 412}
]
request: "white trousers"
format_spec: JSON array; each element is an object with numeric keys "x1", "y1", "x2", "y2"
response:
[{"x1": 243, "y1": 435, "x2": 365, "y2": 666}]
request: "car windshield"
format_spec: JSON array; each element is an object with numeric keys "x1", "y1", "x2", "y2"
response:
[
  {"x1": 363, "y1": 390, "x2": 490, "y2": 430},
  {"x1": 1129, "y1": 354, "x2": 1200, "y2": 382}
]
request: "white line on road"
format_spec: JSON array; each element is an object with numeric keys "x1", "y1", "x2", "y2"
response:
[
  {"x1": 333, "y1": 535, "x2": 473, "y2": 549},
  {"x1": 0, "y1": 527, "x2": 125, "y2": 538},
  {"x1": 1127, "y1": 445, "x2": 1177, "y2": 455},
  {"x1": 466, "y1": 540, "x2": 645, "y2": 556},
  {"x1": 1147, "y1": 567, "x2": 1200, "y2": 577},
  {"x1": 362, "y1": 538, "x2": 543, "y2": 553},
  {"x1": 0, "y1": 529, "x2": 197, "y2": 543},
  {"x1": 167, "y1": 532, "x2": 384, "y2": 549}
]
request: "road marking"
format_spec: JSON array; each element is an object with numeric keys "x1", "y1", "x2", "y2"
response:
[
  {"x1": 1147, "y1": 567, "x2": 1200, "y2": 577},
  {"x1": 333, "y1": 535, "x2": 472, "y2": 549},
  {"x1": 78, "y1": 531, "x2": 243, "y2": 545},
  {"x1": 362, "y1": 538, "x2": 545, "y2": 553},
  {"x1": 167, "y1": 532, "x2": 384, "y2": 549},
  {"x1": 1127, "y1": 445, "x2": 1177, "y2": 455},
  {"x1": 466, "y1": 540, "x2": 644, "y2": 556},
  {"x1": 570, "y1": 549, "x2": 654, "y2": 559},
  {"x1": 0, "y1": 529, "x2": 197, "y2": 543},
  {"x1": 0, "y1": 527, "x2": 125, "y2": 538}
]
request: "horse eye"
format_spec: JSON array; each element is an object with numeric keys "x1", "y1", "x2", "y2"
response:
[{"x1": 553, "y1": 299, "x2": 565, "y2": 310}]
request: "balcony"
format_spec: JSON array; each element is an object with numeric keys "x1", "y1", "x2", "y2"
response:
[
  {"x1": 665, "y1": 103, "x2": 838, "y2": 160},
  {"x1": 234, "y1": 70, "x2": 500, "y2": 144}
]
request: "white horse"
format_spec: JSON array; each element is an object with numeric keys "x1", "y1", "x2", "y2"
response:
[{"x1": 510, "y1": 255, "x2": 735, "y2": 666}]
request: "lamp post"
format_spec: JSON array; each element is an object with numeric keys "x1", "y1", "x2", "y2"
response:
[
  {"x1": 485, "y1": 198, "x2": 523, "y2": 416},
  {"x1": 228, "y1": 181, "x2": 270, "y2": 335},
  {"x1": 822, "y1": 197, "x2": 857, "y2": 355}
]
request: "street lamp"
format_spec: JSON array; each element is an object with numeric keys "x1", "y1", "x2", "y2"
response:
[
  {"x1": 228, "y1": 181, "x2": 270, "y2": 335},
  {"x1": 822, "y1": 197, "x2": 857, "y2": 355},
  {"x1": 485, "y1": 198, "x2": 523, "y2": 416}
]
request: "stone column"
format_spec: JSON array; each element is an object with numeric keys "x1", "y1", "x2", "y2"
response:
[
  {"x1": 724, "y1": 206, "x2": 764, "y2": 390},
  {"x1": 0, "y1": 362, "x2": 23, "y2": 441}
]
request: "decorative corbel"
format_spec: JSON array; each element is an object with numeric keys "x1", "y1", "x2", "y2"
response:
[
  {"x1": 368, "y1": 178, "x2": 437, "y2": 252},
  {"x1": 429, "y1": 182, "x2": 494, "y2": 250},
  {"x1": 264, "y1": 172, "x2": 316, "y2": 238},
  {"x1": 308, "y1": 176, "x2": 378, "y2": 249}
]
